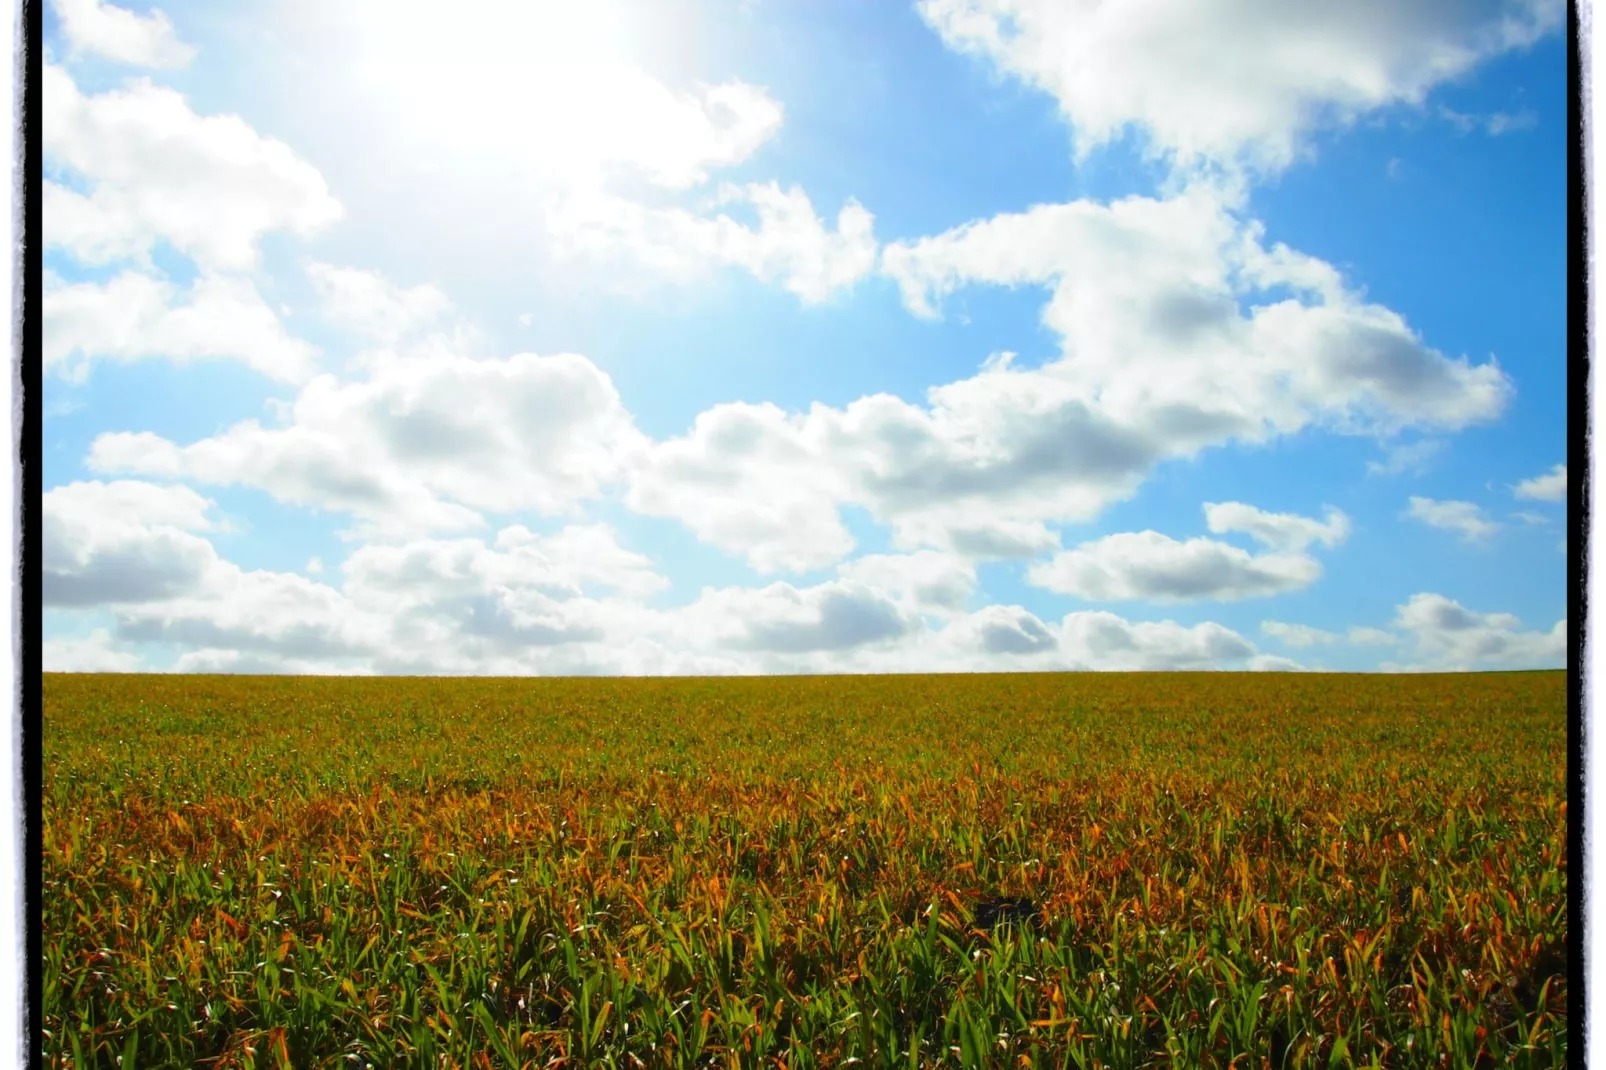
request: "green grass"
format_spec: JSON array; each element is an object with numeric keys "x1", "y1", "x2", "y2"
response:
[{"x1": 43, "y1": 670, "x2": 1567, "y2": 1067}]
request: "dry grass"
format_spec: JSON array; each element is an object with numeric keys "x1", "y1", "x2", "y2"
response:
[{"x1": 43, "y1": 671, "x2": 1566, "y2": 1067}]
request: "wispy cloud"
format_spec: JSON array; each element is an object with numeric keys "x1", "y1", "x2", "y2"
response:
[
  {"x1": 1512, "y1": 463, "x2": 1565, "y2": 502},
  {"x1": 1440, "y1": 105, "x2": 1539, "y2": 136},
  {"x1": 1405, "y1": 497, "x2": 1500, "y2": 542},
  {"x1": 1367, "y1": 439, "x2": 1442, "y2": 476}
]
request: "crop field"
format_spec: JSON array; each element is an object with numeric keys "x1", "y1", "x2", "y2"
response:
[{"x1": 43, "y1": 670, "x2": 1566, "y2": 1068}]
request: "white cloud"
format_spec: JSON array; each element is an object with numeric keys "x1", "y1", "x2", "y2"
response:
[
  {"x1": 1486, "y1": 109, "x2": 1539, "y2": 135},
  {"x1": 46, "y1": 510, "x2": 1305, "y2": 676},
  {"x1": 883, "y1": 187, "x2": 1511, "y2": 437},
  {"x1": 73, "y1": 189, "x2": 1509, "y2": 587},
  {"x1": 1204, "y1": 501, "x2": 1350, "y2": 552},
  {"x1": 1262, "y1": 620, "x2": 1399, "y2": 650},
  {"x1": 44, "y1": 629, "x2": 143, "y2": 673},
  {"x1": 328, "y1": 525, "x2": 669, "y2": 668},
  {"x1": 44, "y1": 480, "x2": 222, "y2": 606},
  {"x1": 1028, "y1": 531, "x2": 1321, "y2": 603},
  {"x1": 1438, "y1": 107, "x2": 1479, "y2": 134},
  {"x1": 949, "y1": 604, "x2": 1059, "y2": 656},
  {"x1": 45, "y1": 270, "x2": 317, "y2": 383},
  {"x1": 1249, "y1": 654, "x2": 1306, "y2": 672},
  {"x1": 624, "y1": 401, "x2": 856, "y2": 573},
  {"x1": 50, "y1": 0, "x2": 195, "y2": 68},
  {"x1": 1442, "y1": 106, "x2": 1540, "y2": 136},
  {"x1": 628, "y1": 372, "x2": 1162, "y2": 571},
  {"x1": 1385, "y1": 592, "x2": 1565, "y2": 671},
  {"x1": 115, "y1": 565, "x2": 389, "y2": 663},
  {"x1": 45, "y1": 179, "x2": 156, "y2": 266},
  {"x1": 45, "y1": 63, "x2": 342, "y2": 270},
  {"x1": 1058, "y1": 612, "x2": 1257, "y2": 671},
  {"x1": 636, "y1": 183, "x2": 1503, "y2": 575},
  {"x1": 65, "y1": 521, "x2": 674, "y2": 678},
  {"x1": 550, "y1": 182, "x2": 878, "y2": 303},
  {"x1": 922, "y1": 519, "x2": 1061, "y2": 560},
  {"x1": 170, "y1": 648, "x2": 370, "y2": 676},
  {"x1": 343, "y1": 524, "x2": 667, "y2": 609},
  {"x1": 307, "y1": 2, "x2": 878, "y2": 306},
  {"x1": 1367, "y1": 438, "x2": 1444, "y2": 476},
  {"x1": 1513, "y1": 463, "x2": 1566, "y2": 502},
  {"x1": 1405, "y1": 496, "x2": 1500, "y2": 541},
  {"x1": 915, "y1": 0, "x2": 1561, "y2": 173},
  {"x1": 1027, "y1": 502, "x2": 1345, "y2": 606},
  {"x1": 1260, "y1": 620, "x2": 1338, "y2": 649},
  {"x1": 836, "y1": 551, "x2": 977, "y2": 617},
  {"x1": 680, "y1": 580, "x2": 917, "y2": 657},
  {"x1": 48, "y1": 477, "x2": 217, "y2": 531},
  {"x1": 304, "y1": 262, "x2": 451, "y2": 342},
  {"x1": 88, "y1": 349, "x2": 647, "y2": 538}
]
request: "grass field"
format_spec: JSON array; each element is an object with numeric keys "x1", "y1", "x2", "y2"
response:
[{"x1": 42, "y1": 670, "x2": 1567, "y2": 1068}]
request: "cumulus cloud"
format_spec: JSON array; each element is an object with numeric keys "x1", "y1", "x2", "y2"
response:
[
  {"x1": 1513, "y1": 463, "x2": 1566, "y2": 502},
  {"x1": 44, "y1": 480, "x2": 222, "y2": 606},
  {"x1": 1204, "y1": 501, "x2": 1350, "y2": 552},
  {"x1": 82, "y1": 185, "x2": 1504, "y2": 579},
  {"x1": 44, "y1": 270, "x2": 317, "y2": 383},
  {"x1": 1385, "y1": 592, "x2": 1565, "y2": 671},
  {"x1": 883, "y1": 187, "x2": 1511, "y2": 437},
  {"x1": 1248, "y1": 655, "x2": 1307, "y2": 672},
  {"x1": 305, "y1": 262, "x2": 451, "y2": 343},
  {"x1": 550, "y1": 182, "x2": 878, "y2": 303},
  {"x1": 683, "y1": 580, "x2": 916, "y2": 656},
  {"x1": 1027, "y1": 499, "x2": 1343, "y2": 604},
  {"x1": 171, "y1": 649, "x2": 369, "y2": 676},
  {"x1": 330, "y1": 525, "x2": 668, "y2": 664},
  {"x1": 915, "y1": 0, "x2": 1561, "y2": 173},
  {"x1": 42, "y1": 480, "x2": 391, "y2": 671},
  {"x1": 343, "y1": 524, "x2": 667, "y2": 610},
  {"x1": 47, "y1": 502, "x2": 1309, "y2": 675},
  {"x1": 50, "y1": 0, "x2": 194, "y2": 68},
  {"x1": 44, "y1": 629, "x2": 143, "y2": 673},
  {"x1": 66, "y1": 522, "x2": 672, "y2": 678},
  {"x1": 1405, "y1": 496, "x2": 1500, "y2": 541},
  {"x1": 1261, "y1": 620, "x2": 1400, "y2": 650},
  {"x1": 628, "y1": 373, "x2": 1162, "y2": 571},
  {"x1": 44, "y1": 63, "x2": 342, "y2": 270},
  {"x1": 1058, "y1": 612, "x2": 1257, "y2": 671},
  {"x1": 836, "y1": 551, "x2": 976, "y2": 617},
  {"x1": 951, "y1": 604, "x2": 1059, "y2": 656},
  {"x1": 1259, "y1": 621, "x2": 1338, "y2": 649},
  {"x1": 115, "y1": 566, "x2": 388, "y2": 663},
  {"x1": 623, "y1": 401, "x2": 857, "y2": 573},
  {"x1": 1028, "y1": 531, "x2": 1321, "y2": 603},
  {"x1": 88, "y1": 349, "x2": 647, "y2": 538}
]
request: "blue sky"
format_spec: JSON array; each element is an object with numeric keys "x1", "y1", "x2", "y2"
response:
[{"x1": 42, "y1": 0, "x2": 1568, "y2": 675}]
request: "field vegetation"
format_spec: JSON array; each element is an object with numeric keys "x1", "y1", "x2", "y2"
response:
[{"x1": 43, "y1": 671, "x2": 1567, "y2": 1067}]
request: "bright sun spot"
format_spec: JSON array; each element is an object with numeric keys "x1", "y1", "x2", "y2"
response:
[{"x1": 348, "y1": 0, "x2": 756, "y2": 189}]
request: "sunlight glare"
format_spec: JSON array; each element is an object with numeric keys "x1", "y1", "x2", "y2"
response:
[{"x1": 349, "y1": 0, "x2": 668, "y2": 184}]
